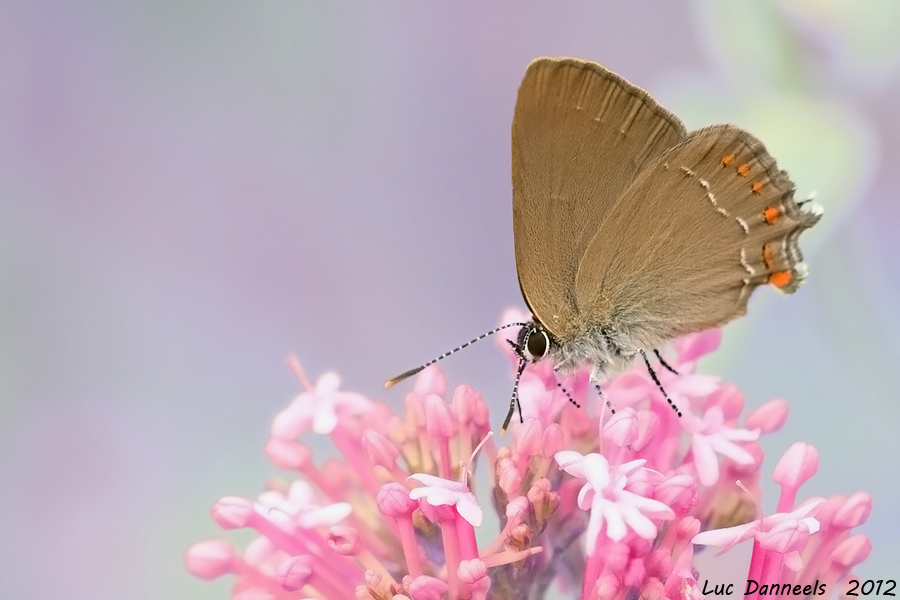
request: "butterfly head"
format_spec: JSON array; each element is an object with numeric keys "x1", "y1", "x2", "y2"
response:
[{"x1": 516, "y1": 321, "x2": 552, "y2": 363}]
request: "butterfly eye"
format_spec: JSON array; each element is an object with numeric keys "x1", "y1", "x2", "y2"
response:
[{"x1": 524, "y1": 328, "x2": 550, "y2": 361}]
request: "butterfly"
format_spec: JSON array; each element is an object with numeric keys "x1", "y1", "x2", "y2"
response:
[{"x1": 388, "y1": 57, "x2": 821, "y2": 433}]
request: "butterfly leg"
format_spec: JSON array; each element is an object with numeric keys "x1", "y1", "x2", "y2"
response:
[
  {"x1": 554, "y1": 378, "x2": 581, "y2": 409},
  {"x1": 550, "y1": 365, "x2": 581, "y2": 409},
  {"x1": 640, "y1": 350, "x2": 682, "y2": 417},
  {"x1": 653, "y1": 349, "x2": 679, "y2": 375},
  {"x1": 589, "y1": 370, "x2": 617, "y2": 416}
]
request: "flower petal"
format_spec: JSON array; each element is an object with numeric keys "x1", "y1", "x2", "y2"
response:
[
  {"x1": 316, "y1": 371, "x2": 341, "y2": 394},
  {"x1": 707, "y1": 436, "x2": 756, "y2": 465},
  {"x1": 455, "y1": 494, "x2": 483, "y2": 527},
  {"x1": 408, "y1": 473, "x2": 466, "y2": 492},
  {"x1": 582, "y1": 453, "x2": 611, "y2": 490},
  {"x1": 620, "y1": 503, "x2": 660, "y2": 540},
  {"x1": 600, "y1": 499, "x2": 627, "y2": 542},
  {"x1": 584, "y1": 503, "x2": 606, "y2": 554},
  {"x1": 554, "y1": 450, "x2": 586, "y2": 477},
  {"x1": 691, "y1": 522, "x2": 756, "y2": 548},
  {"x1": 297, "y1": 503, "x2": 352, "y2": 528},
  {"x1": 312, "y1": 407, "x2": 338, "y2": 435},
  {"x1": 410, "y1": 487, "x2": 459, "y2": 505},
  {"x1": 577, "y1": 483, "x2": 594, "y2": 511},
  {"x1": 691, "y1": 435, "x2": 720, "y2": 487}
]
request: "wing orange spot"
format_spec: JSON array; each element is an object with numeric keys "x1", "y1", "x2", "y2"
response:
[
  {"x1": 752, "y1": 181, "x2": 765, "y2": 195},
  {"x1": 721, "y1": 154, "x2": 736, "y2": 167},
  {"x1": 737, "y1": 164, "x2": 751, "y2": 177},
  {"x1": 763, "y1": 206, "x2": 779, "y2": 224},
  {"x1": 769, "y1": 271, "x2": 792, "y2": 287}
]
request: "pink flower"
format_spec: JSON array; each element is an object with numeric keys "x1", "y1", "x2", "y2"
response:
[
  {"x1": 189, "y1": 314, "x2": 872, "y2": 600},
  {"x1": 270, "y1": 369, "x2": 372, "y2": 437},
  {"x1": 684, "y1": 405, "x2": 760, "y2": 486},
  {"x1": 555, "y1": 450, "x2": 675, "y2": 550},
  {"x1": 254, "y1": 480, "x2": 352, "y2": 531},
  {"x1": 408, "y1": 473, "x2": 483, "y2": 527},
  {"x1": 692, "y1": 498, "x2": 822, "y2": 554}
]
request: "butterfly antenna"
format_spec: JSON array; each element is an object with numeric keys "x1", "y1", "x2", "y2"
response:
[
  {"x1": 385, "y1": 322, "x2": 528, "y2": 388},
  {"x1": 500, "y1": 354, "x2": 528, "y2": 435},
  {"x1": 653, "y1": 349, "x2": 679, "y2": 375},
  {"x1": 640, "y1": 349, "x2": 682, "y2": 417}
]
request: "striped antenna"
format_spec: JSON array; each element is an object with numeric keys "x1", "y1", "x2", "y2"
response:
[
  {"x1": 499, "y1": 354, "x2": 528, "y2": 435},
  {"x1": 384, "y1": 322, "x2": 528, "y2": 388}
]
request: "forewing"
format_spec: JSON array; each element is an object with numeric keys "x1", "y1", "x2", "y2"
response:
[
  {"x1": 574, "y1": 124, "x2": 821, "y2": 351},
  {"x1": 512, "y1": 57, "x2": 686, "y2": 340}
]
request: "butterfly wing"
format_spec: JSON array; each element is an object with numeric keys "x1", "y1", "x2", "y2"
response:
[
  {"x1": 512, "y1": 57, "x2": 687, "y2": 341},
  {"x1": 574, "y1": 124, "x2": 821, "y2": 352}
]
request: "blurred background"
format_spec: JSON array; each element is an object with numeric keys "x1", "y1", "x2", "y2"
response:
[{"x1": 1, "y1": 1, "x2": 898, "y2": 598}]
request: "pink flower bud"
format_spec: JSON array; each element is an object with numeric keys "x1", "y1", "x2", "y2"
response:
[
  {"x1": 706, "y1": 383, "x2": 744, "y2": 421},
  {"x1": 773, "y1": 442, "x2": 819, "y2": 505},
  {"x1": 233, "y1": 587, "x2": 276, "y2": 600},
  {"x1": 211, "y1": 496, "x2": 254, "y2": 529},
  {"x1": 640, "y1": 578, "x2": 667, "y2": 600},
  {"x1": 505, "y1": 495, "x2": 529, "y2": 518},
  {"x1": 365, "y1": 569, "x2": 383, "y2": 587},
  {"x1": 745, "y1": 399, "x2": 789, "y2": 433},
  {"x1": 623, "y1": 558, "x2": 646, "y2": 587},
  {"x1": 832, "y1": 492, "x2": 872, "y2": 529},
  {"x1": 376, "y1": 482, "x2": 418, "y2": 517},
  {"x1": 276, "y1": 555, "x2": 312, "y2": 591},
  {"x1": 633, "y1": 409, "x2": 659, "y2": 452},
  {"x1": 269, "y1": 403, "x2": 306, "y2": 440},
  {"x1": 425, "y1": 394, "x2": 456, "y2": 438},
  {"x1": 674, "y1": 516, "x2": 701, "y2": 542},
  {"x1": 813, "y1": 495, "x2": 843, "y2": 528},
  {"x1": 627, "y1": 536, "x2": 652, "y2": 558},
  {"x1": 328, "y1": 525, "x2": 361, "y2": 554},
  {"x1": 498, "y1": 458, "x2": 522, "y2": 495},
  {"x1": 413, "y1": 366, "x2": 446, "y2": 398},
  {"x1": 514, "y1": 418, "x2": 543, "y2": 457},
  {"x1": 185, "y1": 539, "x2": 235, "y2": 580},
  {"x1": 407, "y1": 575, "x2": 449, "y2": 600},
  {"x1": 363, "y1": 429, "x2": 400, "y2": 468},
  {"x1": 654, "y1": 474, "x2": 698, "y2": 515},
  {"x1": 451, "y1": 384, "x2": 480, "y2": 424},
  {"x1": 471, "y1": 394, "x2": 490, "y2": 428},
  {"x1": 526, "y1": 478, "x2": 551, "y2": 503},
  {"x1": 540, "y1": 423, "x2": 563, "y2": 458},
  {"x1": 675, "y1": 328, "x2": 721, "y2": 363},
  {"x1": 645, "y1": 548, "x2": 673, "y2": 579},
  {"x1": 603, "y1": 408, "x2": 639, "y2": 447},
  {"x1": 832, "y1": 534, "x2": 872, "y2": 568},
  {"x1": 595, "y1": 574, "x2": 621, "y2": 598},
  {"x1": 404, "y1": 393, "x2": 426, "y2": 428},
  {"x1": 458, "y1": 558, "x2": 487, "y2": 584},
  {"x1": 264, "y1": 438, "x2": 310, "y2": 470}
]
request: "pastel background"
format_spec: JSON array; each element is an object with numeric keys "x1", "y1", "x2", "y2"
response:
[{"x1": 1, "y1": 1, "x2": 897, "y2": 598}]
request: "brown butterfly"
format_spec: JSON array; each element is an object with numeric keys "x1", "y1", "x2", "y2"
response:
[{"x1": 388, "y1": 57, "x2": 821, "y2": 433}]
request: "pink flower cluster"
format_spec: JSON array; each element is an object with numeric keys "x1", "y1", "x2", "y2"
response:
[{"x1": 186, "y1": 309, "x2": 872, "y2": 600}]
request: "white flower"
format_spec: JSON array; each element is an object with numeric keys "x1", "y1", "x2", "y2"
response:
[
  {"x1": 684, "y1": 406, "x2": 759, "y2": 486},
  {"x1": 555, "y1": 451, "x2": 675, "y2": 552},
  {"x1": 270, "y1": 371, "x2": 373, "y2": 437},
  {"x1": 692, "y1": 498, "x2": 823, "y2": 571},
  {"x1": 255, "y1": 480, "x2": 352, "y2": 532},
  {"x1": 407, "y1": 473, "x2": 483, "y2": 527}
]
